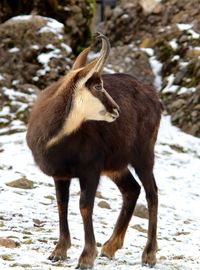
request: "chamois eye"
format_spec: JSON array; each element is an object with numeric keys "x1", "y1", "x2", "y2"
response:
[{"x1": 94, "y1": 84, "x2": 102, "y2": 91}]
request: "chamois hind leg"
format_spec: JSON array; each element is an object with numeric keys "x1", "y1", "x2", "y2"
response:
[
  {"x1": 76, "y1": 172, "x2": 99, "y2": 269},
  {"x1": 101, "y1": 169, "x2": 141, "y2": 258},
  {"x1": 135, "y1": 160, "x2": 158, "y2": 268},
  {"x1": 49, "y1": 178, "x2": 71, "y2": 262}
]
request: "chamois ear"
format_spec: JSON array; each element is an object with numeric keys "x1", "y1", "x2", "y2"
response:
[
  {"x1": 77, "y1": 33, "x2": 111, "y2": 86},
  {"x1": 72, "y1": 47, "x2": 91, "y2": 70}
]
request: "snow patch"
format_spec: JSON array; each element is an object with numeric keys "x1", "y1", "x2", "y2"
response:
[
  {"x1": 46, "y1": 44, "x2": 56, "y2": 50},
  {"x1": 179, "y1": 61, "x2": 189, "y2": 68},
  {"x1": 37, "y1": 50, "x2": 61, "y2": 65},
  {"x1": 32, "y1": 76, "x2": 39, "y2": 82},
  {"x1": 0, "y1": 106, "x2": 10, "y2": 116},
  {"x1": 12, "y1": 80, "x2": 20, "y2": 85},
  {"x1": 44, "y1": 18, "x2": 63, "y2": 32},
  {"x1": 141, "y1": 48, "x2": 154, "y2": 57},
  {"x1": 37, "y1": 49, "x2": 61, "y2": 76},
  {"x1": 188, "y1": 29, "x2": 200, "y2": 39},
  {"x1": 8, "y1": 47, "x2": 20, "y2": 53},
  {"x1": 149, "y1": 56, "x2": 162, "y2": 90},
  {"x1": 103, "y1": 66, "x2": 115, "y2": 74},
  {"x1": 169, "y1": 39, "x2": 178, "y2": 50},
  {"x1": 171, "y1": 55, "x2": 180, "y2": 61},
  {"x1": 177, "y1": 23, "x2": 192, "y2": 31},
  {"x1": 176, "y1": 23, "x2": 199, "y2": 39},
  {"x1": 61, "y1": 43, "x2": 72, "y2": 54},
  {"x1": 178, "y1": 87, "x2": 196, "y2": 95},
  {"x1": 38, "y1": 17, "x2": 64, "y2": 40},
  {"x1": 10, "y1": 15, "x2": 34, "y2": 21},
  {"x1": 31, "y1": 44, "x2": 40, "y2": 50},
  {"x1": 162, "y1": 74, "x2": 178, "y2": 93}
]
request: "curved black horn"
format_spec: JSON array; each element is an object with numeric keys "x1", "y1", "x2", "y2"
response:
[{"x1": 95, "y1": 32, "x2": 111, "y2": 73}]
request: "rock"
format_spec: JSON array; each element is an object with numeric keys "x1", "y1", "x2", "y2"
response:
[
  {"x1": 139, "y1": 0, "x2": 161, "y2": 15},
  {"x1": 170, "y1": 99, "x2": 186, "y2": 111},
  {"x1": 98, "y1": 200, "x2": 111, "y2": 209},
  {"x1": 162, "y1": 89, "x2": 200, "y2": 137},
  {"x1": 132, "y1": 224, "x2": 147, "y2": 233},
  {"x1": 23, "y1": 239, "x2": 33, "y2": 245},
  {"x1": 33, "y1": 218, "x2": 46, "y2": 227},
  {"x1": 157, "y1": 33, "x2": 200, "y2": 138},
  {"x1": 96, "y1": 191, "x2": 105, "y2": 199},
  {"x1": 0, "y1": 238, "x2": 17, "y2": 248},
  {"x1": 0, "y1": 15, "x2": 73, "y2": 90},
  {"x1": 106, "y1": 46, "x2": 155, "y2": 86},
  {"x1": 104, "y1": 0, "x2": 200, "y2": 47},
  {"x1": 186, "y1": 48, "x2": 200, "y2": 58},
  {"x1": 174, "y1": 68, "x2": 188, "y2": 85},
  {"x1": 0, "y1": 0, "x2": 95, "y2": 53},
  {"x1": 0, "y1": 15, "x2": 73, "y2": 134},
  {"x1": 0, "y1": 221, "x2": 4, "y2": 227},
  {"x1": 133, "y1": 204, "x2": 148, "y2": 219},
  {"x1": 6, "y1": 177, "x2": 35, "y2": 189},
  {"x1": 139, "y1": 37, "x2": 155, "y2": 48},
  {"x1": 159, "y1": 256, "x2": 167, "y2": 260},
  {"x1": 194, "y1": 104, "x2": 200, "y2": 110},
  {"x1": 184, "y1": 219, "x2": 191, "y2": 224},
  {"x1": 44, "y1": 195, "x2": 55, "y2": 201}
]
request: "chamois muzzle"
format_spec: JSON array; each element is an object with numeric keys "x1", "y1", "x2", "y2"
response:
[
  {"x1": 99, "y1": 87, "x2": 120, "y2": 122},
  {"x1": 111, "y1": 108, "x2": 120, "y2": 120}
]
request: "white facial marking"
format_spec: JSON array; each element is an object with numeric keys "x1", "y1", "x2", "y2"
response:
[{"x1": 47, "y1": 84, "x2": 118, "y2": 147}]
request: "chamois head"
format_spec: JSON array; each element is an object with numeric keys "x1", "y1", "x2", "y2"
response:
[
  {"x1": 47, "y1": 33, "x2": 119, "y2": 147},
  {"x1": 70, "y1": 33, "x2": 119, "y2": 119}
]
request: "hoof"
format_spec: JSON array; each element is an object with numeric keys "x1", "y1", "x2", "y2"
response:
[
  {"x1": 101, "y1": 243, "x2": 114, "y2": 259},
  {"x1": 142, "y1": 249, "x2": 157, "y2": 268},
  {"x1": 48, "y1": 243, "x2": 69, "y2": 263},
  {"x1": 77, "y1": 245, "x2": 97, "y2": 270},
  {"x1": 101, "y1": 237, "x2": 123, "y2": 259},
  {"x1": 48, "y1": 255, "x2": 63, "y2": 262},
  {"x1": 75, "y1": 264, "x2": 93, "y2": 269},
  {"x1": 142, "y1": 262, "x2": 155, "y2": 268},
  {"x1": 100, "y1": 251, "x2": 113, "y2": 259}
]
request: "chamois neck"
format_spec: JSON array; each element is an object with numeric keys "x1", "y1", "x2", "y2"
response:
[{"x1": 46, "y1": 109, "x2": 84, "y2": 148}]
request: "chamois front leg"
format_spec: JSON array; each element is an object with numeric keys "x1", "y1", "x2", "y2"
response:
[
  {"x1": 76, "y1": 173, "x2": 99, "y2": 269},
  {"x1": 49, "y1": 178, "x2": 71, "y2": 262}
]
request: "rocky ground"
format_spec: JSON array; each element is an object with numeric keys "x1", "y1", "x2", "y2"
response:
[{"x1": 0, "y1": 116, "x2": 200, "y2": 270}]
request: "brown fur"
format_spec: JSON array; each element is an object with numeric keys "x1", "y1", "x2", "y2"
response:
[
  {"x1": 27, "y1": 49, "x2": 162, "y2": 268},
  {"x1": 27, "y1": 74, "x2": 161, "y2": 177}
]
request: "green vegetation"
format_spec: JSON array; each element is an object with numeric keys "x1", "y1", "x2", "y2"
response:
[{"x1": 75, "y1": 0, "x2": 96, "y2": 55}]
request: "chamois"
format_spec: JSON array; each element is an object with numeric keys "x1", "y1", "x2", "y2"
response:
[{"x1": 26, "y1": 33, "x2": 162, "y2": 269}]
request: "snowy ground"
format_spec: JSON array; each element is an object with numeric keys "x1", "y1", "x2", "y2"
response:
[{"x1": 0, "y1": 115, "x2": 200, "y2": 270}]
